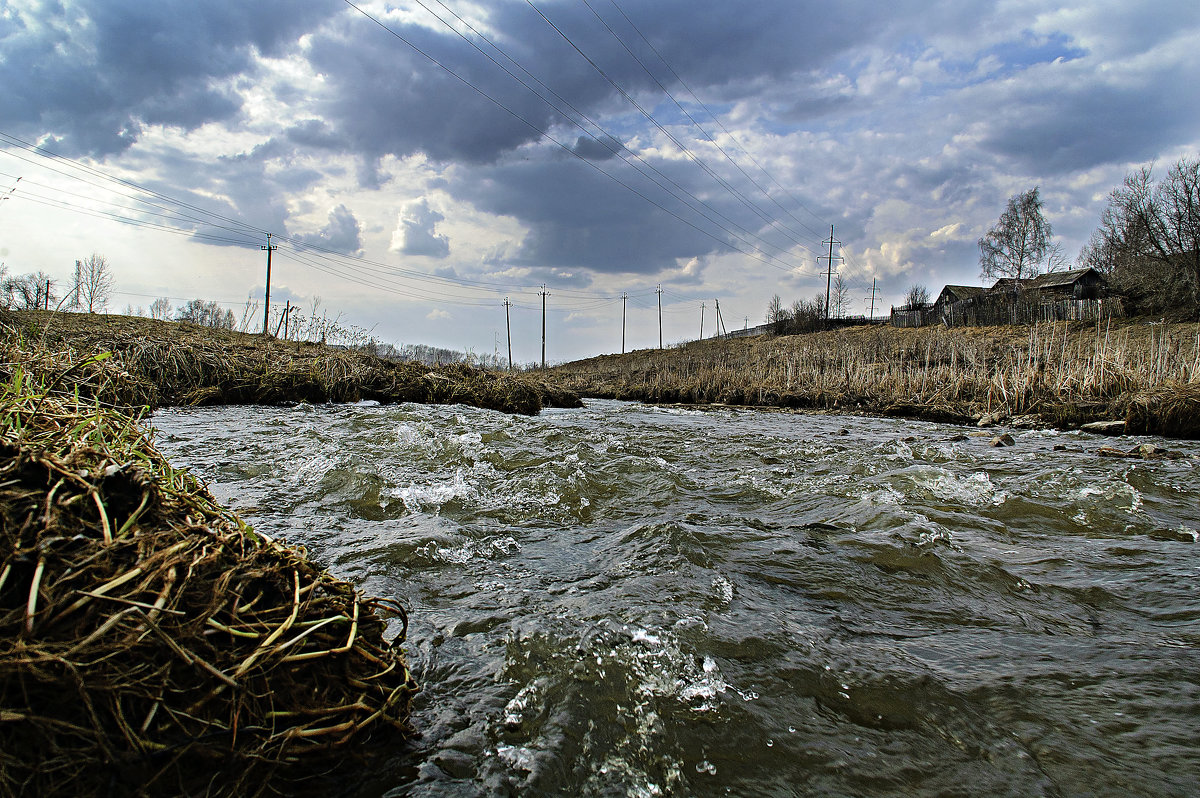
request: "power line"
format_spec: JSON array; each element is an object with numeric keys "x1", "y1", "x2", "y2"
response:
[
  {"x1": 525, "y1": 0, "x2": 823, "y2": 263},
  {"x1": 410, "y1": 0, "x2": 819, "y2": 273},
  {"x1": 581, "y1": 0, "x2": 827, "y2": 249}
]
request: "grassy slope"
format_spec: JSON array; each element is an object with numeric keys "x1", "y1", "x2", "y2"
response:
[
  {"x1": 549, "y1": 320, "x2": 1200, "y2": 437},
  {"x1": 3, "y1": 310, "x2": 580, "y2": 415}
]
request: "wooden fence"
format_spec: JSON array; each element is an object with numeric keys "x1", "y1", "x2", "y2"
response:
[{"x1": 892, "y1": 296, "x2": 1124, "y2": 328}]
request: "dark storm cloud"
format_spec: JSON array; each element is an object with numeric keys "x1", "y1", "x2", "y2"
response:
[
  {"x1": 451, "y1": 152, "x2": 757, "y2": 276},
  {"x1": 571, "y1": 134, "x2": 625, "y2": 161},
  {"x1": 976, "y1": 69, "x2": 1200, "y2": 174},
  {"x1": 304, "y1": 0, "x2": 906, "y2": 166},
  {"x1": 0, "y1": 0, "x2": 340, "y2": 156}
]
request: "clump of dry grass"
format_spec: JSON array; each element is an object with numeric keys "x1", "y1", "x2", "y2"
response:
[
  {"x1": 550, "y1": 320, "x2": 1200, "y2": 436},
  {"x1": 0, "y1": 337, "x2": 417, "y2": 795}
]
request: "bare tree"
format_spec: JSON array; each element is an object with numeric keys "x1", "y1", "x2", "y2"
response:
[
  {"x1": 71, "y1": 253, "x2": 114, "y2": 313},
  {"x1": 176, "y1": 299, "x2": 235, "y2": 329},
  {"x1": 832, "y1": 274, "x2": 850, "y2": 318},
  {"x1": 979, "y1": 187, "x2": 1054, "y2": 284},
  {"x1": 786, "y1": 294, "x2": 825, "y2": 333},
  {"x1": 904, "y1": 283, "x2": 930, "y2": 309},
  {"x1": 2, "y1": 271, "x2": 56, "y2": 310},
  {"x1": 1079, "y1": 157, "x2": 1200, "y2": 315},
  {"x1": 149, "y1": 297, "x2": 172, "y2": 320},
  {"x1": 765, "y1": 293, "x2": 785, "y2": 331}
]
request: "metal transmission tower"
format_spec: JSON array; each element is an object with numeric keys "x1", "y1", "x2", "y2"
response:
[
  {"x1": 822, "y1": 225, "x2": 843, "y2": 321},
  {"x1": 261, "y1": 233, "x2": 277, "y2": 335}
]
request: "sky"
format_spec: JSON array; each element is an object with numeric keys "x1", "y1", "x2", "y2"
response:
[{"x1": 1, "y1": 0, "x2": 1198, "y2": 363}]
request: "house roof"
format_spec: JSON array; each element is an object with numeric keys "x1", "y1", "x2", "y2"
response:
[
  {"x1": 989, "y1": 267, "x2": 1101, "y2": 292},
  {"x1": 1029, "y1": 267, "x2": 1098, "y2": 289},
  {"x1": 938, "y1": 284, "x2": 987, "y2": 301}
]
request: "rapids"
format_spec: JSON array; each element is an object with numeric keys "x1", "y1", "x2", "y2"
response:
[{"x1": 152, "y1": 399, "x2": 1200, "y2": 797}]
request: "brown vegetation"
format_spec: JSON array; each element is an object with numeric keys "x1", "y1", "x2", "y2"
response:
[
  {"x1": 4, "y1": 309, "x2": 580, "y2": 415},
  {"x1": 1, "y1": 337, "x2": 417, "y2": 796},
  {"x1": 549, "y1": 320, "x2": 1200, "y2": 438}
]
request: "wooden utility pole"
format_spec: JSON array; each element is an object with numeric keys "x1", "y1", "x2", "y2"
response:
[
  {"x1": 656, "y1": 285, "x2": 663, "y2": 349},
  {"x1": 621, "y1": 291, "x2": 627, "y2": 354},
  {"x1": 715, "y1": 299, "x2": 727, "y2": 337},
  {"x1": 700, "y1": 302, "x2": 705, "y2": 339},
  {"x1": 504, "y1": 297, "x2": 513, "y2": 371},
  {"x1": 261, "y1": 233, "x2": 277, "y2": 335},
  {"x1": 540, "y1": 284, "x2": 550, "y2": 369}
]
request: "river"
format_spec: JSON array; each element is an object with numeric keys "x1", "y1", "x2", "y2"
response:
[{"x1": 151, "y1": 399, "x2": 1200, "y2": 797}]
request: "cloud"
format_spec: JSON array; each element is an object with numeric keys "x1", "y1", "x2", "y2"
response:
[
  {"x1": 295, "y1": 204, "x2": 363, "y2": 255},
  {"x1": 391, "y1": 198, "x2": 451, "y2": 258},
  {"x1": 426, "y1": 308, "x2": 451, "y2": 321},
  {"x1": 0, "y1": 0, "x2": 342, "y2": 156}
]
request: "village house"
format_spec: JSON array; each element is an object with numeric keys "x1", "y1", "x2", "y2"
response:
[{"x1": 897, "y1": 267, "x2": 1115, "y2": 328}]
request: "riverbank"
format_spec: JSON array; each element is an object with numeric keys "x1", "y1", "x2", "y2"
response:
[
  {"x1": 548, "y1": 320, "x2": 1200, "y2": 438},
  {"x1": 0, "y1": 334, "x2": 420, "y2": 795},
  {"x1": 3, "y1": 309, "x2": 581, "y2": 415}
]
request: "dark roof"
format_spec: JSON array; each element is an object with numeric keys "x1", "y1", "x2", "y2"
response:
[
  {"x1": 989, "y1": 267, "x2": 1102, "y2": 292},
  {"x1": 938, "y1": 284, "x2": 987, "y2": 302},
  {"x1": 1028, "y1": 267, "x2": 1099, "y2": 289}
]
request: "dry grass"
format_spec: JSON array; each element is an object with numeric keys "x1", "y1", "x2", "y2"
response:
[
  {"x1": 550, "y1": 320, "x2": 1200, "y2": 437},
  {"x1": 0, "y1": 328, "x2": 418, "y2": 795},
  {"x1": 6, "y1": 310, "x2": 580, "y2": 415}
]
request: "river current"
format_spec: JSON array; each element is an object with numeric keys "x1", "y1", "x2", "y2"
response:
[{"x1": 151, "y1": 399, "x2": 1200, "y2": 797}]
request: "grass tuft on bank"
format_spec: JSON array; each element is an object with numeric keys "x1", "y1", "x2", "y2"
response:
[{"x1": 0, "y1": 327, "x2": 420, "y2": 795}]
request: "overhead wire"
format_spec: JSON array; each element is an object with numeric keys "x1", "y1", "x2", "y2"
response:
[
  {"x1": 597, "y1": 0, "x2": 880, "y2": 295},
  {"x1": 580, "y1": 0, "x2": 828, "y2": 248},
  {"x1": 413, "y1": 0, "x2": 818, "y2": 273},
  {"x1": 339, "y1": 0, "x2": 819, "y2": 278}
]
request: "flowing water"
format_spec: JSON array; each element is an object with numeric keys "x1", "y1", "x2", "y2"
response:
[{"x1": 151, "y1": 399, "x2": 1200, "y2": 797}]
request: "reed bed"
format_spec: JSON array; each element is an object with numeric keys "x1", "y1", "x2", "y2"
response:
[
  {"x1": 8, "y1": 310, "x2": 579, "y2": 415},
  {"x1": 0, "y1": 334, "x2": 418, "y2": 794},
  {"x1": 550, "y1": 321, "x2": 1200, "y2": 437}
]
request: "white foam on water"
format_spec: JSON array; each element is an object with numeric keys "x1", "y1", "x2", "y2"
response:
[
  {"x1": 494, "y1": 744, "x2": 536, "y2": 773},
  {"x1": 290, "y1": 452, "x2": 337, "y2": 485},
  {"x1": 710, "y1": 575, "x2": 735, "y2": 606},
  {"x1": 393, "y1": 469, "x2": 475, "y2": 512},
  {"x1": 926, "y1": 469, "x2": 1008, "y2": 506},
  {"x1": 393, "y1": 422, "x2": 428, "y2": 448},
  {"x1": 1078, "y1": 480, "x2": 1144, "y2": 515},
  {"x1": 503, "y1": 677, "x2": 548, "y2": 729},
  {"x1": 414, "y1": 535, "x2": 521, "y2": 565}
]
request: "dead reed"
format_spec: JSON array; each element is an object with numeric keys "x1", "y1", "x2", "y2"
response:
[
  {"x1": 8, "y1": 310, "x2": 579, "y2": 415},
  {"x1": 1, "y1": 334, "x2": 417, "y2": 795},
  {"x1": 549, "y1": 320, "x2": 1200, "y2": 437}
]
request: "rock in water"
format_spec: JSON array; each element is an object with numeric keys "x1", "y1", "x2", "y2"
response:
[{"x1": 1081, "y1": 420, "x2": 1127, "y2": 435}]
